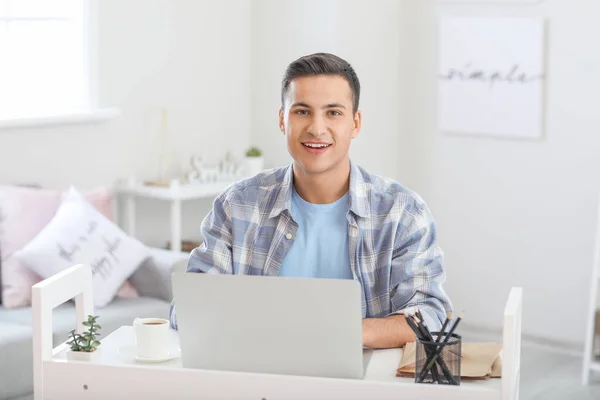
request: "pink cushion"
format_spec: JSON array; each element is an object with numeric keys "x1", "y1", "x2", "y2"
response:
[{"x1": 0, "y1": 185, "x2": 138, "y2": 308}]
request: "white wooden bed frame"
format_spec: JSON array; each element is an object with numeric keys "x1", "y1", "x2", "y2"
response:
[{"x1": 32, "y1": 264, "x2": 522, "y2": 400}]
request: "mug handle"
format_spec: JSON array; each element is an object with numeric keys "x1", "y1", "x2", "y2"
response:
[{"x1": 133, "y1": 318, "x2": 141, "y2": 332}]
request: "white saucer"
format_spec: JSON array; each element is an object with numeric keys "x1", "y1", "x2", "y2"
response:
[
  {"x1": 135, "y1": 348, "x2": 181, "y2": 363},
  {"x1": 118, "y1": 344, "x2": 181, "y2": 363}
]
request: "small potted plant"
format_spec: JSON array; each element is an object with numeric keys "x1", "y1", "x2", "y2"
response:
[
  {"x1": 244, "y1": 147, "x2": 264, "y2": 176},
  {"x1": 66, "y1": 315, "x2": 102, "y2": 362}
]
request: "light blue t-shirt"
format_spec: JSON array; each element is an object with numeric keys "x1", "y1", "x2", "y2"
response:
[{"x1": 278, "y1": 187, "x2": 353, "y2": 279}]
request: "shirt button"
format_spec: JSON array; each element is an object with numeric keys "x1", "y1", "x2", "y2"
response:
[{"x1": 285, "y1": 233, "x2": 293, "y2": 240}]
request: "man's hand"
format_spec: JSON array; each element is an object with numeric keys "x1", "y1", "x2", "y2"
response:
[{"x1": 362, "y1": 315, "x2": 416, "y2": 349}]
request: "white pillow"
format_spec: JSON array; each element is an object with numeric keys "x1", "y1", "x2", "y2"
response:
[{"x1": 15, "y1": 187, "x2": 151, "y2": 307}]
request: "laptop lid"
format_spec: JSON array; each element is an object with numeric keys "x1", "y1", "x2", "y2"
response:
[{"x1": 172, "y1": 273, "x2": 364, "y2": 379}]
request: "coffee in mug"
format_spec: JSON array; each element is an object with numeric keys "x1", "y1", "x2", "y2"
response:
[{"x1": 133, "y1": 318, "x2": 170, "y2": 359}]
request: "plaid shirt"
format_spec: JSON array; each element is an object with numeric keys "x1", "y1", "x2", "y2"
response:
[{"x1": 169, "y1": 161, "x2": 452, "y2": 331}]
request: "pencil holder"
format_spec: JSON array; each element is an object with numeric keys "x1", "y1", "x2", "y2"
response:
[{"x1": 415, "y1": 332, "x2": 461, "y2": 385}]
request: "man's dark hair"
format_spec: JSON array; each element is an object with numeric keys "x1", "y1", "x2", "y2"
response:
[{"x1": 281, "y1": 52, "x2": 361, "y2": 114}]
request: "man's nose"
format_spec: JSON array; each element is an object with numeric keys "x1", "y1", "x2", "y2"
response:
[{"x1": 307, "y1": 115, "x2": 327, "y2": 137}]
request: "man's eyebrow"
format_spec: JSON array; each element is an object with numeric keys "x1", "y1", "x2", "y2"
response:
[
  {"x1": 323, "y1": 103, "x2": 346, "y2": 109},
  {"x1": 290, "y1": 102, "x2": 311, "y2": 108},
  {"x1": 290, "y1": 102, "x2": 347, "y2": 109}
]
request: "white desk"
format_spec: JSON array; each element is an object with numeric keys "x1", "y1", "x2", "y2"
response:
[{"x1": 32, "y1": 265, "x2": 522, "y2": 400}]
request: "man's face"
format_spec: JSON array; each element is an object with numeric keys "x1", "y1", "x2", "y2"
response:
[{"x1": 279, "y1": 75, "x2": 361, "y2": 176}]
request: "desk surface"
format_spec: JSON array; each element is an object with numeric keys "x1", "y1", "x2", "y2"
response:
[{"x1": 52, "y1": 326, "x2": 500, "y2": 390}]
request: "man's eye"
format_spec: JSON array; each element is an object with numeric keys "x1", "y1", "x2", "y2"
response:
[
  {"x1": 295, "y1": 109, "x2": 309, "y2": 115},
  {"x1": 329, "y1": 110, "x2": 341, "y2": 116}
]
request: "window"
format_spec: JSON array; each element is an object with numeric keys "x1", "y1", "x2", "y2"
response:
[{"x1": 0, "y1": 0, "x2": 92, "y2": 120}]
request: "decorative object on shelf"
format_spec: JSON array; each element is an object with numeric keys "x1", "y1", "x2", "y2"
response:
[
  {"x1": 438, "y1": 16, "x2": 546, "y2": 139},
  {"x1": 143, "y1": 178, "x2": 184, "y2": 187},
  {"x1": 166, "y1": 240, "x2": 201, "y2": 253},
  {"x1": 147, "y1": 107, "x2": 179, "y2": 182},
  {"x1": 66, "y1": 315, "x2": 102, "y2": 362},
  {"x1": 187, "y1": 152, "x2": 246, "y2": 184},
  {"x1": 244, "y1": 146, "x2": 264, "y2": 177}
]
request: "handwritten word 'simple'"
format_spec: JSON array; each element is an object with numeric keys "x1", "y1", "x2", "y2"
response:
[{"x1": 439, "y1": 63, "x2": 544, "y2": 87}]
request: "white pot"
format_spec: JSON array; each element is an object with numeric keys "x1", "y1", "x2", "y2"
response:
[
  {"x1": 244, "y1": 156, "x2": 265, "y2": 177},
  {"x1": 66, "y1": 348, "x2": 101, "y2": 362}
]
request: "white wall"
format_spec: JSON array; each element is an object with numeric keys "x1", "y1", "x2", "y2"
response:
[
  {"x1": 0, "y1": 0, "x2": 252, "y2": 247},
  {"x1": 1, "y1": 0, "x2": 597, "y2": 346},
  {"x1": 250, "y1": 0, "x2": 418, "y2": 185},
  {"x1": 249, "y1": 0, "x2": 600, "y2": 347},
  {"x1": 408, "y1": 0, "x2": 600, "y2": 346}
]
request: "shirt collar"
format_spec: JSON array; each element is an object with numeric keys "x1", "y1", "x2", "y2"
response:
[
  {"x1": 268, "y1": 160, "x2": 368, "y2": 219},
  {"x1": 268, "y1": 163, "x2": 294, "y2": 219}
]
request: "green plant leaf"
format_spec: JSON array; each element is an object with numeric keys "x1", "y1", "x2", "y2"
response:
[
  {"x1": 92, "y1": 341, "x2": 101, "y2": 347},
  {"x1": 82, "y1": 321, "x2": 91, "y2": 326},
  {"x1": 246, "y1": 147, "x2": 262, "y2": 157}
]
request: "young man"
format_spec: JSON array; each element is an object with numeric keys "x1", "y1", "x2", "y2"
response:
[{"x1": 169, "y1": 53, "x2": 452, "y2": 349}]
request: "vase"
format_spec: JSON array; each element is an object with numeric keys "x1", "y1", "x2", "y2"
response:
[
  {"x1": 244, "y1": 156, "x2": 264, "y2": 177},
  {"x1": 66, "y1": 348, "x2": 101, "y2": 362}
]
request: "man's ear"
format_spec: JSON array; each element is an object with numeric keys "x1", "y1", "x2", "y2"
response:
[
  {"x1": 278, "y1": 108, "x2": 285, "y2": 134},
  {"x1": 351, "y1": 110, "x2": 362, "y2": 139}
]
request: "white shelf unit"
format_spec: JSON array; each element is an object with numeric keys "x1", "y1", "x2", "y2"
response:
[
  {"x1": 116, "y1": 178, "x2": 234, "y2": 252},
  {"x1": 583, "y1": 193, "x2": 600, "y2": 385}
]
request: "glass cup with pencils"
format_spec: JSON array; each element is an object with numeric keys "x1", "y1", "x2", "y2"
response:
[{"x1": 407, "y1": 310, "x2": 463, "y2": 385}]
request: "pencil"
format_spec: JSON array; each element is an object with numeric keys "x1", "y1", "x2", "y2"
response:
[
  {"x1": 415, "y1": 309, "x2": 436, "y2": 340},
  {"x1": 412, "y1": 316, "x2": 433, "y2": 341},
  {"x1": 435, "y1": 313, "x2": 462, "y2": 360},
  {"x1": 415, "y1": 308, "x2": 425, "y2": 325},
  {"x1": 437, "y1": 313, "x2": 452, "y2": 343},
  {"x1": 406, "y1": 314, "x2": 425, "y2": 340}
]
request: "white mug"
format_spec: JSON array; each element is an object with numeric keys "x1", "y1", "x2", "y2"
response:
[{"x1": 133, "y1": 318, "x2": 170, "y2": 359}]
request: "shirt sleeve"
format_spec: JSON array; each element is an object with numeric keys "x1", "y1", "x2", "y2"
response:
[
  {"x1": 386, "y1": 199, "x2": 452, "y2": 333},
  {"x1": 169, "y1": 192, "x2": 234, "y2": 330}
]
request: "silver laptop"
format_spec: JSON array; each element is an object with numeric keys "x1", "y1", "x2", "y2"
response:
[{"x1": 172, "y1": 272, "x2": 370, "y2": 379}]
